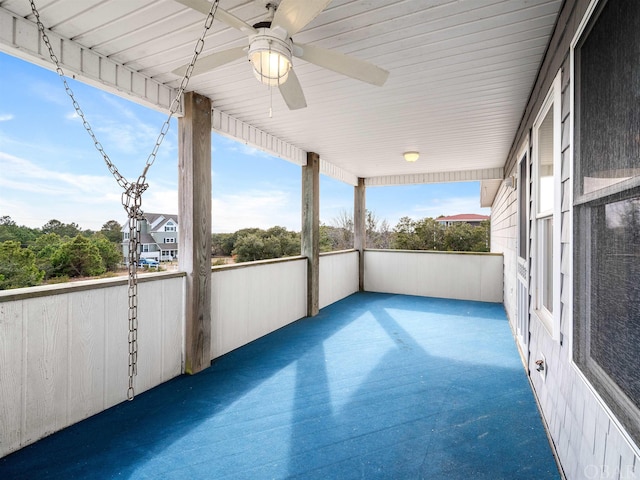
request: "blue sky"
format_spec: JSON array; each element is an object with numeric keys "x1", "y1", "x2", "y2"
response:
[{"x1": 0, "y1": 52, "x2": 489, "y2": 233}]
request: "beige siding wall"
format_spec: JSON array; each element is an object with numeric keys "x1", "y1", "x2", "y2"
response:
[{"x1": 493, "y1": 1, "x2": 640, "y2": 478}]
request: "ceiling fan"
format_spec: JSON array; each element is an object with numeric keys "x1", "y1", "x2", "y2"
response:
[{"x1": 172, "y1": 0, "x2": 389, "y2": 110}]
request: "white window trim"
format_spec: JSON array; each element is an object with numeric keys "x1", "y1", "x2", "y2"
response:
[{"x1": 531, "y1": 71, "x2": 562, "y2": 340}]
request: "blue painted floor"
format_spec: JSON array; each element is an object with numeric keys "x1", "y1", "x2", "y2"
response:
[{"x1": 0, "y1": 292, "x2": 560, "y2": 479}]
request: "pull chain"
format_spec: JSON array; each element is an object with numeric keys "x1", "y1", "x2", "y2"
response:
[{"x1": 29, "y1": 0, "x2": 220, "y2": 400}]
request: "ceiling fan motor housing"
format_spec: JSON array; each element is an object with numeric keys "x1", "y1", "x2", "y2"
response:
[{"x1": 248, "y1": 26, "x2": 293, "y2": 86}]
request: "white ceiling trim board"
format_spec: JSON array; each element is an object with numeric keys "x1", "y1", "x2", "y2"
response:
[
  {"x1": 0, "y1": 6, "x2": 178, "y2": 114},
  {"x1": 366, "y1": 168, "x2": 504, "y2": 187}
]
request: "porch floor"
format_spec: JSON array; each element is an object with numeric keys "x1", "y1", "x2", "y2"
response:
[{"x1": 0, "y1": 292, "x2": 559, "y2": 479}]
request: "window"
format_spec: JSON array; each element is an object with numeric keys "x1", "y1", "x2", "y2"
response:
[
  {"x1": 518, "y1": 148, "x2": 529, "y2": 261},
  {"x1": 123, "y1": 232, "x2": 129, "y2": 240},
  {"x1": 165, "y1": 238, "x2": 176, "y2": 244},
  {"x1": 142, "y1": 244, "x2": 149, "y2": 252},
  {"x1": 574, "y1": 0, "x2": 640, "y2": 443},
  {"x1": 165, "y1": 222, "x2": 176, "y2": 232},
  {"x1": 532, "y1": 72, "x2": 561, "y2": 335}
]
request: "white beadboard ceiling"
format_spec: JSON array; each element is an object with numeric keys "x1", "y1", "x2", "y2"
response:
[{"x1": 0, "y1": 0, "x2": 562, "y2": 187}]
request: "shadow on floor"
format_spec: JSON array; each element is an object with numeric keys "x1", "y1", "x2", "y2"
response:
[{"x1": 0, "y1": 292, "x2": 559, "y2": 479}]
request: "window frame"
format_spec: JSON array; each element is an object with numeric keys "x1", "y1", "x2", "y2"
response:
[
  {"x1": 572, "y1": 0, "x2": 640, "y2": 444},
  {"x1": 517, "y1": 136, "x2": 530, "y2": 264},
  {"x1": 531, "y1": 71, "x2": 562, "y2": 339}
]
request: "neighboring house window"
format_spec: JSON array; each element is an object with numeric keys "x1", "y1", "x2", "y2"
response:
[
  {"x1": 142, "y1": 244, "x2": 149, "y2": 252},
  {"x1": 123, "y1": 232, "x2": 129, "y2": 240},
  {"x1": 574, "y1": 0, "x2": 640, "y2": 443},
  {"x1": 532, "y1": 72, "x2": 561, "y2": 336},
  {"x1": 165, "y1": 238, "x2": 176, "y2": 244},
  {"x1": 165, "y1": 224, "x2": 176, "y2": 232}
]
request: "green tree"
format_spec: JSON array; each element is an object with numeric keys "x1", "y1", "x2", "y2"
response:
[
  {"x1": 51, "y1": 235, "x2": 105, "y2": 277},
  {"x1": 232, "y1": 226, "x2": 301, "y2": 262},
  {"x1": 443, "y1": 222, "x2": 479, "y2": 252},
  {"x1": 319, "y1": 224, "x2": 334, "y2": 252},
  {"x1": 29, "y1": 233, "x2": 63, "y2": 278},
  {"x1": 211, "y1": 232, "x2": 234, "y2": 256},
  {"x1": 42, "y1": 219, "x2": 81, "y2": 238},
  {"x1": 100, "y1": 220, "x2": 123, "y2": 244},
  {"x1": 0, "y1": 216, "x2": 39, "y2": 246},
  {"x1": 91, "y1": 234, "x2": 122, "y2": 270},
  {"x1": 233, "y1": 233, "x2": 265, "y2": 262},
  {"x1": 0, "y1": 241, "x2": 45, "y2": 289},
  {"x1": 392, "y1": 216, "x2": 421, "y2": 250},
  {"x1": 414, "y1": 217, "x2": 445, "y2": 250}
]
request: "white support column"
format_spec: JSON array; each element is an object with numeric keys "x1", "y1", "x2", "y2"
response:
[
  {"x1": 302, "y1": 152, "x2": 320, "y2": 317},
  {"x1": 178, "y1": 92, "x2": 212, "y2": 374},
  {"x1": 354, "y1": 178, "x2": 366, "y2": 291}
]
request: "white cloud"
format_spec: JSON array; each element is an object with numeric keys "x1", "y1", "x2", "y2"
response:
[
  {"x1": 0, "y1": 114, "x2": 13, "y2": 122},
  {"x1": 212, "y1": 189, "x2": 300, "y2": 232},
  {"x1": 0, "y1": 151, "x2": 142, "y2": 229},
  {"x1": 411, "y1": 196, "x2": 490, "y2": 218}
]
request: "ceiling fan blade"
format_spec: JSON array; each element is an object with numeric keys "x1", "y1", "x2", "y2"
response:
[
  {"x1": 172, "y1": 46, "x2": 246, "y2": 77},
  {"x1": 272, "y1": 0, "x2": 332, "y2": 36},
  {"x1": 174, "y1": 0, "x2": 256, "y2": 34},
  {"x1": 294, "y1": 43, "x2": 389, "y2": 87},
  {"x1": 279, "y1": 68, "x2": 307, "y2": 110}
]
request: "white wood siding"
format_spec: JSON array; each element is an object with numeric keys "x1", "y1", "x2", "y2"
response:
[
  {"x1": 493, "y1": 2, "x2": 640, "y2": 476},
  {"x1": 319, "y1": 250, "x2": 359, "y2": 309},
  {"x1": 364, "y1": 250, "x2": 503, "y2": 303},
  {"x1": 210, "y1": 258, "x2": 307, "y2": 359},
  {"x1": 490, "y1": 180, "x2": 518, "y2": 329},
  {"x1": 0, "y1": 274, "x2": 185, "y2": 458}
]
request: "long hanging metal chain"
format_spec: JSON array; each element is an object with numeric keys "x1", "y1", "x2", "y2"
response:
[{"x1": 29, "y1": 0, "x2": 220, "y2": 400}]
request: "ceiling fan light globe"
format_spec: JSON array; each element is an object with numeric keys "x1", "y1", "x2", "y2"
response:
[
  {"x1": 248, "y1": 32, "x2": 293, "y2": 87},
  {"x1": 250, "y1": 50, "x2": 291, "y2": 86}
]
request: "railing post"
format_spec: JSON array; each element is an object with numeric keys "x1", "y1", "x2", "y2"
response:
[
  {"x1": 178, "y1": 92, "x2": 212, "y2": 374},
  {"x1": 354, "y1": 177, "x2": 366, "y2": 291},
  {"x1": 302, "y1": 152, "x2": 320, "y2": 316}
]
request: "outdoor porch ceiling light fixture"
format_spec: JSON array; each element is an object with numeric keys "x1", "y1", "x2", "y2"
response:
[
  {"x1": 248, "y1": 26, "x2": 292, "y2": 87},
  {"x1": 404, "y1": 151, "x2": 420, "y2": 162}
]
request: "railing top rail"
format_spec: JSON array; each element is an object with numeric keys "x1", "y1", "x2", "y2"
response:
[
  {"x1": 0, "y1": 271, "x2": 186, "y2": 303},
  {"x1": 319, "y1": 249, "x2": 357, "y2": 257},
  {"x1": 211, "y1": 255, "x2": 306, "y2": 272},
  {"x1": 365, "y1": 248, "x2": 503, "y2": 257}
]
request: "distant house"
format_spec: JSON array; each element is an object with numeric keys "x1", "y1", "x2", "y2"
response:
[
  {"x1": 122, "y1": 213, "x2": 178, "y2": 263},
  {"x1": 436, "y1": 213, "x2": 490, "y2": 228}
]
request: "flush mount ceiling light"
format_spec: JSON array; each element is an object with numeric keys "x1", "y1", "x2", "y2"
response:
[{"x1": 404, "y1": 151, "x2": 420, "y2": 162}]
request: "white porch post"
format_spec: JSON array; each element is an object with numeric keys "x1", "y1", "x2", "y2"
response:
[
  {"x1": 302, "y1": 152, "x2": 320, "y2": 317},
  {"x1": 178, "y1": 92, "x2": 212, "y2": 374},
  {"x1": 354, "y1": 178, "x2": 366, "y2": 291}
]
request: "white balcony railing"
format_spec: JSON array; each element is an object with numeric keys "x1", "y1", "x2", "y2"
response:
[
  {"x1": 365, "y1": 249, "x2": 503, "y2": 303},
  {"x1": 210, "y1": 256, "x2": 307, "y2": 359},
  {"x1": 0, "y1": 272, "x2": 185, "y2": 458},
  {"x1": 0, "y1": 249, "x2": 502, "y2": 458}
]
